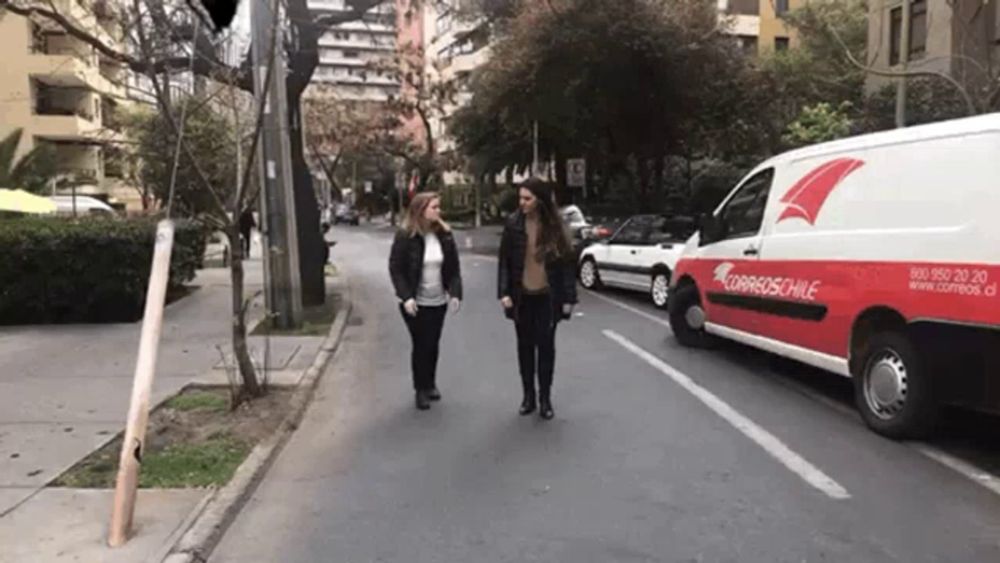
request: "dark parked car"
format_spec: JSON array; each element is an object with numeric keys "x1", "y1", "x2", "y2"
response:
[{"x1": 334, "y1": 204, "x2": 360, "y2": 226}]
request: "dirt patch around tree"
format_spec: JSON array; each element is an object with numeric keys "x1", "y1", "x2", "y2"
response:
[
  {"x1": 51, "y1": 386, "x2": 293, "y2": 489},
  {"x1": 252, "y1": 291, "x2": 341, "y2": 336}
]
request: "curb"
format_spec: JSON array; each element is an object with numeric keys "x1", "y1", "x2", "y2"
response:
[{"x1": 157, "y1": 274, "x2": 354, "y2": 563}]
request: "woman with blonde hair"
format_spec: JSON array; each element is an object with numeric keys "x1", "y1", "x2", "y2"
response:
[{"x1": 389, "y1": 192, "x2": 463, "y2": 410}]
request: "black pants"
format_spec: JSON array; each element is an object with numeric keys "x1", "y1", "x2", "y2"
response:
[
  {"x1": 240, "y1": 229, "x2": 252, "y2": 256},
  {"x1": 515, "y1": 293, "x2": 558, "y2": 401},
  {"x1": 401, "y1": 304, "x2": 448, "y2": 392}
]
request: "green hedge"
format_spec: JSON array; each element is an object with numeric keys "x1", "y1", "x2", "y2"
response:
[{"x1": 0, "y1": 218, "x2": 207, "y2": 325}]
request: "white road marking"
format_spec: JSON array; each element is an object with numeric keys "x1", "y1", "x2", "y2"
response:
[
  {"x1": 596, "y1": 282, "x2": 1000, "y2": 502},
  {"x1": 587, "y1": 290, "x2": 673, "y2": 330},
  {"x1": 604, "y1": 329, "x2": 851, "y2": 500},
  {"x1": 913, "y1": 445, "x2": 1000, "y2": 498}
]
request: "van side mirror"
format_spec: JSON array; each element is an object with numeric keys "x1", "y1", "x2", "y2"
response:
[{"x1": 698, "y1": 214, "x2": 725, "y2": 246}]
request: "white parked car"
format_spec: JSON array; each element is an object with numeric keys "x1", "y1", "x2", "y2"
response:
[
  {"x1": 578, "y1": 214, "x2": 694, "y2": 308},
  {"x1": 50, "y1": 195, "x2": 115, "y2": 217}
]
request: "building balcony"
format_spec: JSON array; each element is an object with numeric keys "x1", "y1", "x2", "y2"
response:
[
  {"x1": 318, "y1": 36, "x2": 396, "y2": 51},
  {"x1": 446, "y1": 48, "x2": 490, "y2": 76},
  {"x1": 720, "y1": 13, "x2": 760, "y2": 37},
  {"x1": 31, "y1": 113, "x2": 104, "y2": 143},
  {"x1": 28, "y1": 54, "x2": 124, "y2": 98},
  {"x1": 41, "y1": 0, "x2": 121, "y2": 47}
]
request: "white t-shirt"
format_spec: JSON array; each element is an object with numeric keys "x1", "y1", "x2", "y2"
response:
[{"x1": 416, "y1": 233, "x2": 448, "y2": 306}]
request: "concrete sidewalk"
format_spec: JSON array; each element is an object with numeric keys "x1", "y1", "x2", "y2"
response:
[{"x1": 0, "y1": 247, "x2": 332, "y2": 562}]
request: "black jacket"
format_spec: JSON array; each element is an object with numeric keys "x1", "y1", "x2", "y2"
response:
[
  {"x1": 389, "y1": 229, "x2": 463, "y2": 302},
  {"x1": 497, "y1": 211, "x2": 578, "y2": 319}
]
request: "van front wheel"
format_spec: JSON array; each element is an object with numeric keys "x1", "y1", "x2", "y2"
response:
[
  {"x1": 854, "y1": 331, "x2": 938, "y2": 439},
  {"x1": 668, "y1": 284, "x2": 712, "y2": 348}
]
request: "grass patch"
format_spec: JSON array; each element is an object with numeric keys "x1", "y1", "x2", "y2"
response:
[
  {"x1": 51, "y1": 386, "x2": 292, "y2": 489},
  {"x1": 252, "y1": 292, "x2": 340, "y2": 336},
  {"x1": 165, "y1": 391, "x2": 229, "y2": 413},
  {"x1": 140, "y1": 435, "x2": 250, "y2": 488}
]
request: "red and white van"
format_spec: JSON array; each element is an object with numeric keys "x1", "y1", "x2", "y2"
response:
[{"x1": 668, "y1": 115, "x2": 1000, "y2": 439}]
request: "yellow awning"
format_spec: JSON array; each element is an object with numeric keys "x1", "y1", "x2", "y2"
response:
[{"x1": 0, "y1": 189, "x2": 57, "y2": 214}]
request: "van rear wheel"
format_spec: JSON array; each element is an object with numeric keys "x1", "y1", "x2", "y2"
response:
[
  {"x1": 668, "y1": 284, "x2": 712, "y2": 348},
  {"x1": 854, "y1": 331, "x2": 938, "y2": 439}
]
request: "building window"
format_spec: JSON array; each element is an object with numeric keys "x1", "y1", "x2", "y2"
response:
[
  {"x1": 910, "y1": 0, "x2": 927, "y2": 58},
  {"x1": 889, "y1": 1, "x2": 927, "y2": 66},
  {"x1": 775, "y1": 0, "x2": 789, "y2": 15},
  {"x1": 343, "y1": 50, "x2": 359, "y2": 58},
  {"x1": 727, "y1": 0, "x2": 758, "y2": 16},
  {"x1": 774, "y1": 36, "x2": 790, "y2": 51},
  {"x1": 736, "y1": 35, "x2": 758, "y2": 55}
]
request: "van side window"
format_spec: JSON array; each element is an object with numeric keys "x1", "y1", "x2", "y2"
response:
[{"x1": 719, "y1": 168, "x2": 774, "y2": 239}]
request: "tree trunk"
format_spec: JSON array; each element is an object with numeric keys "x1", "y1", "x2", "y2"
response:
[
  {"x1": 226, "y1": 228, "x2": 262, "y2": 399},
  {"x1": 554, "y1": 150, "x2": 567, "y2": 203},
  {"x1": 286, "y1": 89, "x2": 327, "y2": 307},
  {"x1": 638, "y1": 154, "x2": 655, "y2": 213},
  {"x1": 654, "y1": 152, "x2": 665, "y2": 207}
]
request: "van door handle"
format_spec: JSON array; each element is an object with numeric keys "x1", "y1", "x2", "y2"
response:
[
  {"x1": 743, "y1": 246, "x2": 759, "y2": 256},
  {"x1": 630, "y1": 250, "x2": 638, "y2": 255}
]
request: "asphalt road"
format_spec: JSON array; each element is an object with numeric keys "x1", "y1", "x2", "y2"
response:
[{"x1": 211, "y1": 224, "x2": 1000, "y2": 563}]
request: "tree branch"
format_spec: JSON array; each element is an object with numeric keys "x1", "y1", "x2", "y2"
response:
[{"x1": 828, "y1": 21, "x2": 977, "y2": 115}]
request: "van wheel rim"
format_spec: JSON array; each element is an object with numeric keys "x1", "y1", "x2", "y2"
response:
[
  {"x1": 652, "y1": 275, "x2": 669, "y2": 306},
  {"x1": 864, "y1": 349, "x2": 908, "y2": 420},
  {"x1": 581, "y1": 262, "x2": 596, "y2": 287},
  {"x1": 684, "y1": 304, "x2": 705, "y2": 330}
]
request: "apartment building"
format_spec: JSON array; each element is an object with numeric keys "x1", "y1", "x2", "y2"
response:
[
  {"x1": 309, "y1": 0, "x2": 401, "y2": 102},
  {"x1": 0, "y1": 0, "x2": 136, "y2": 209},
  {"x1": 422, "y1": 2, "x2": 492, "y2": 193},
  {"x1": 866, "y1": 0, "x2": 1000, "y2": 93},
  {"x1": 720, "y1": 0, "x2": 802, "y2": 56}
]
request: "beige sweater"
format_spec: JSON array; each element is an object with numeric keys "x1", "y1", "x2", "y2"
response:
[{"x1": 522, "y1": 215, "x2": 549, "y2": 292}]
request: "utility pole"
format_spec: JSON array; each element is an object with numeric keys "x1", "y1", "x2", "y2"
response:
[
  {"x1": 352, "y1": 160, "x2": 358, "y2": 206},
  {"x1": 895, "y1": 0, "x2": 911, "y2": 128},
  {"x1": 532, "y1": 121, "x2": 540, "y2": 177},
  {"x1": 251, "y1": 0, "x2": 302, "y2": 329}
]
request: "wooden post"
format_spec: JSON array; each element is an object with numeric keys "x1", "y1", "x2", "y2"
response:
[{"x1": 108, "y1": 219, "x2": 175, "y2": 547}]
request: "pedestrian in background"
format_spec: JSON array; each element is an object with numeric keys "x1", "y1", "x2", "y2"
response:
[
  {"x1": 498, "y1": 178, "x2": 577, "y2": 420},
  {"x1": 239, "y1": 208, "x2": 256, "y2": 258},
  {"x1": 389, "y1": 192, "x2": 463, "y2": 410}
]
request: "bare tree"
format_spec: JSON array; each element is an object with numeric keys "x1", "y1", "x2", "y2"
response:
[
  {"x1": 303, "y1": 86, "x2": 386, "y2": 198},
  {"x1": 367, "y1": 43, "x2": 461, "y2": 192}
]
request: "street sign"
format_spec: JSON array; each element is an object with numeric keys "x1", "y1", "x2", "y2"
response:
[{"x1": 567, "y1": 158, "x2": 586, "y2": 188}]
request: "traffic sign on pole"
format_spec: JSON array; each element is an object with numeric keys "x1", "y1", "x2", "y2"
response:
[{"x1": 567, "y1": 158, "x2": 586, "y2": 188}]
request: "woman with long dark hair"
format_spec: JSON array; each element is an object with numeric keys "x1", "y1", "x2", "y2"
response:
[
  {"x1": 389, "y1": 192, "x2": 463, "y2": 410},
  {"x1": 497, "y1": 179, "x2": 577, "y2": 420}
]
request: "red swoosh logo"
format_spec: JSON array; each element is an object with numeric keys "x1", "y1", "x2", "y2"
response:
[{"x1": 778, "y1": 158, "x2": 865, "y2": 225}]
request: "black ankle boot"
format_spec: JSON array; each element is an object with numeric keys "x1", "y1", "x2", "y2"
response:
[
  {"x1": 539, "y1": 394, "x2": 554, "y2": 420},
  {"x1": 519, "y1": 394, "x2": 537, "y2": 416},
  {"x1": 415, "y1": 391, "x2": 431, "y2": 410}
]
